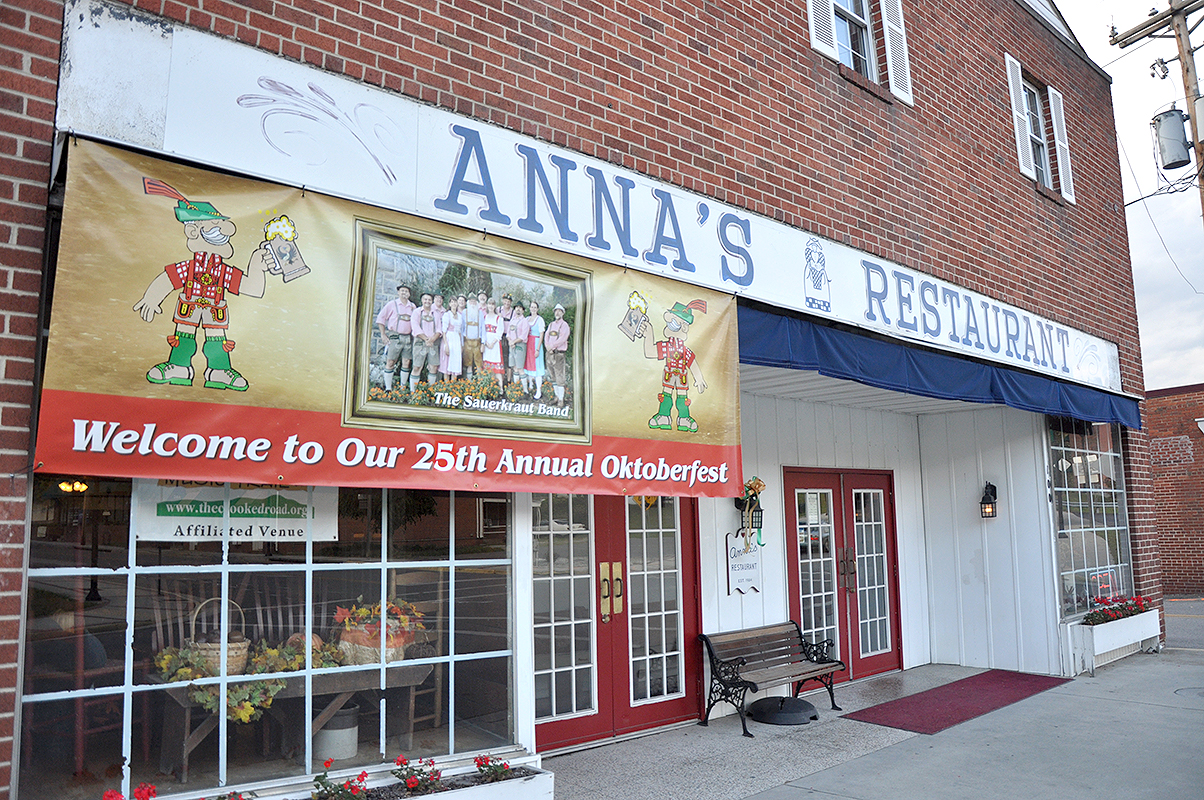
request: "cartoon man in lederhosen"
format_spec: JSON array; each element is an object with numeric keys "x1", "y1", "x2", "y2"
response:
[
  {"x1": 639, "y1": 299, "x2": 708, "y2": 432},
  {"x1": 133, "y1": 179, "x2": 272, "y2": 391}
]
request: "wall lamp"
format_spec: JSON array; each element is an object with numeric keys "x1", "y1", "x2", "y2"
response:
[{"x1": 980, "y1": 482, "x2": 998, "y2": 519}]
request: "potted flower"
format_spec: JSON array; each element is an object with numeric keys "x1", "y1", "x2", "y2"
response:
[
  {"x1": 334, "y1": 597, "x2": 426, "y2": 664},
  {"x1": 1071, "y1": 595, "x2": 1160, "y2": 676}
]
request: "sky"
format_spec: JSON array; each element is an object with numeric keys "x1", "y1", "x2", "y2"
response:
[{"x1": 1053, "y1": 1, "x2": 1204, "y2": 391}]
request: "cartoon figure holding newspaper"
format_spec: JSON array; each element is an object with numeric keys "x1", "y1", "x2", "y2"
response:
[
  {"x1": 631, "y1": 295, "x2": 709, "y2": 432},
  {"x1": 133, "y1": 178, "x2": 307, "y2": 391}
]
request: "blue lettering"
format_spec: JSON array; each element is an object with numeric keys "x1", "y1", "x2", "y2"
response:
[
  {"x1": 862, "y1": 261, "x2": 891, "y2": 325},
  {"x1": 983, "y1": 303, "x2": 1002, "y2": 353},
  {"x1": 1056, "y1": 328, "x2": 1071, "y2": 373},
  {"x1": 433, "y1": 125, "x2": 510, "y2": 224},
  {"x1": 920, "y1": 281, "x2": 940, "y2": 337},
  {"x1": 894, "y1": 271, "x2": 918, "y2": 332},
  {"x1": 1021, "y1": 316, "x2": 1038, "y2": 364},
  {"x1": 1040, "y1": 323, "x2": 1056, "y2": 370},
  {"x1": 584, "y1": 167, "x2": 638, "y2": 257},
  {"x1": 644, "y1": 189, "x2": 696, "y2": 271},
  {"x1": 1003, "y1": 309, "x2": 1021, "y2": 358},
  {"x1": 963, "y1": 298, "x2": 984, "y2": 349},
  {"x1": 718, "y1": 213, "x2": 754, "y2": 286},
  {"x1": 941, "y1": 286, "x2": 962, "y2": 343},
  {"x1": 516, "y1": 145, "x2": 578, "y2": 242}
]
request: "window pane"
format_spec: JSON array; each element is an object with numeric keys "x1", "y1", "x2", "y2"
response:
[
  {"x1": 455, "y1": 565, "x2": 511, "y2": 654},
  {"x1": 455, "y1": 492, "x2": 509, "y2": 559},
  {"x1": 389, "y1": 489, "x2": 449, "y2": 561}
]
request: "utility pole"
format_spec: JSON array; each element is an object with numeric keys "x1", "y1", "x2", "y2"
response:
[{"x1": 1112, "y1": 0, "x2": 1204, "y2": 219}]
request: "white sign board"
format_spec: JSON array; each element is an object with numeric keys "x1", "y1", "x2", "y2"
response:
[
  {"x1": 57, "y1": 0, "x2": 1125, "y2": 394},
  {"x1": 132, "y1": 480, "x2": 339, "y2": 541},
  {"x1": 726, "y1": 530, "x2": 762, "y2": 595}
]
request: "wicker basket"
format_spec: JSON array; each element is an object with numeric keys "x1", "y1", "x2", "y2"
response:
[{"x1": 186, "y1": 597, "x2": 249, "y2": 675}]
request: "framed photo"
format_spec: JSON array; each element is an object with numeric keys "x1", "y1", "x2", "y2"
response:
[{"x1": 344, "y1": 216, "x2": 591, "y2": 442}]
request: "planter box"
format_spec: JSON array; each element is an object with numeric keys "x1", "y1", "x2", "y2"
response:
[
  {"x1": 435, "y1": 767, "x2": 554, "y2": 799},
  {"x1": 1071, "y1": 609, "x2": 1161, "y2": 676}
]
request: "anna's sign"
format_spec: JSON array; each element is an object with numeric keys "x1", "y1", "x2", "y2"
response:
[{"x1": 35, "y1": 142, "x2": 742, "y2": 497}]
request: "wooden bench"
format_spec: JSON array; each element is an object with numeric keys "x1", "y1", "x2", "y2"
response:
[{"x1": 698, "y1": 621, "x2": 846, "y2": 737}]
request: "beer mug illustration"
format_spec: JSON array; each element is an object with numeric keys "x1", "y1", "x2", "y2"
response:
[
  {"x1": 618, "y1": 290, "x2": 650, "y2": 341},
  {"x1": 263, "y1": 215, "x2": 310, "y2": 282}
]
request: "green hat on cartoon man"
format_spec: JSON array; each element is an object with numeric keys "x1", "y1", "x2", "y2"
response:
[
  {"x1": 172, "y1": 199, "x2": 228, "y2": 223},
  {"x1": 667, "y1": 299, "x2": 708, "y2": 325},
  {"x1": 143, "y1": 177, "x2": 229, "y2": 222}
]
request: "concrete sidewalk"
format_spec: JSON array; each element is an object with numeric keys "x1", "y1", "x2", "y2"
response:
[{"x1": 547, "y1": 648, "x2": 1204, "y2": 800}]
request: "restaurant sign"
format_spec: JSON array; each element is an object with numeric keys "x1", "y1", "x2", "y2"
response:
[{"x1": 34, "y1": 142, "x2": 741, "y2": 497}]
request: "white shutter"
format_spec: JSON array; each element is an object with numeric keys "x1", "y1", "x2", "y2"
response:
[
  {"x1": 1047, "y1": 86, "x2": 1076, "y2": 203},
  {"x1": 808, "y1": 0, "x2": 839, "y2": 61},
  {"x1": 1005, "y1": 53, "x2": 1037, "y2": 180},
  {"x1": 880, "y1": 0, "x2": 914, "y2": 104}
]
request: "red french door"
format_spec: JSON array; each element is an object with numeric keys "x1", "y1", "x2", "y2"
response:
[
  {"x1": 534, "y1": 495, "x2": 701, "y2": 751},
  {"x1": 784, "y1": 469, "x2": 902, "y2": 679}
]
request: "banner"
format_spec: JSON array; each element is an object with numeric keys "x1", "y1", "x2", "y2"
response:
[
  {"x1": 35, "y1": 141, "x2": 741, "y2": 497},
  {"x1": 131, "y1": 480, "x2": 339, "y2": 541}
]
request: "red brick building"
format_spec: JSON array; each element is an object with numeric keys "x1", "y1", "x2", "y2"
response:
[
  {"x1": 1, "y1": 0, "x2": 1159, "y2": 798},
  {"x1": 1147, "y1": 384, "x2": 1203, "y2": 594}
]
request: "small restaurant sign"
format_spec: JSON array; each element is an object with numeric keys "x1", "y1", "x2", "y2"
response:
[{"x1": 726, "y1": 530, "x2": 762, "y2": 595}]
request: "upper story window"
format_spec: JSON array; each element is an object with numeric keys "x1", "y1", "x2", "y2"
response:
[
  {"x1": 808, "y1": 0, "x2": 913, "y2": 104},
  {"x1": 1023, "y1": 83, "x2": 1053, "y2": 188},
  {"x1": 834, "y1": 0, "x2": 874, "y2": 78},
  {"x1": 1006, "y1": 53, "x2": 1076, "y2": 203}
]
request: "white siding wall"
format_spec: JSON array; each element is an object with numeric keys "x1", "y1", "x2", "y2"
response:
[
  {"x1": 699, "y1": 391, "x2": 931, "y2": 671},
  {"x1": 918, "y1": 406, "x2": 1061, "y2": 674},
  {"x1": 699, "y1": 392, "x2": 1063, "y2": 687}
]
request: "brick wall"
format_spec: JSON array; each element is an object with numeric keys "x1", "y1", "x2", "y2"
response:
[
  {"x1": 0, "y1": 0, "x2": 1156, "y2": 794},
  {"x1": 1147, "y1": 384, "x2": 1204, "y2": 594},
  {"x1": 0, "y1": 0, "x2": 63, "y2": 791}
]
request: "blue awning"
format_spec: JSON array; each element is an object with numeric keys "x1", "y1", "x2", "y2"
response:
[{"x1": 738, "y1": 305, "x2": 1141, "y2": 429}]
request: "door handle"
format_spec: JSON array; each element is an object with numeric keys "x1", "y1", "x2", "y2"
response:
[
  {"x1": 599, "y1": 562, "x2": 611, "y2": 623},
  {"x1": 611, "y1": 562, "x2": 624, "y2": 615}
]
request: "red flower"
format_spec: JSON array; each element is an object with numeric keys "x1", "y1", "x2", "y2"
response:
[
  {"x1": 133, "y1": 783, "x2": 156, "y2": 800},
  {"x1": 406, "y1": 776, "x2": 419, "y2": 788},
  {"x1": 334, "y1": 607, "x2": 353, "y2": 625},
  {"x1": 324, "y1": 758, "x2": 333, "y2": 770},
  {"x1": 395, "y1": 755, "x2": 407, "y2": 766},
  {"x1": 357, "y1": 771, "x2": 368, "y2": 782},
  {"x1": 103, "y1": 791, "x2": 124, "y2": 800}
]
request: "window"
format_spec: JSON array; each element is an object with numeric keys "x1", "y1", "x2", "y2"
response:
[
  {"x1": 808, "y1": 0, "x2": 913, "y2": 104},
  {"x1": 1023, "y1": 83, "x2": 1053, "y2": 188},
  {"x1": 1006, "y1": 53, "x2": 1076, "y2": 202},
  {"x1": 20, "y1": 476, "x2": 515, "y2": 800},
  {"x1": 1047, "y1": 418, "x2": 1134, "y2": 618},
  {"x1": 834, "y1": 0, "x2": 873, "y2": 78}
]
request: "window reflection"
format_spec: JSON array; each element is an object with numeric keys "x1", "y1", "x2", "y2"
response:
[{"x1": 21, "y1": 479, "x2": 513, "y2": 800}]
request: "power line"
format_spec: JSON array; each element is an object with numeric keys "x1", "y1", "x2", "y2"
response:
[{"x1": 1120, "y1": 138, "x2": 1204, "y2": 295}]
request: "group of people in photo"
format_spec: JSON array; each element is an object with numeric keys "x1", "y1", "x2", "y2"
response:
[{"x1": 375, "y1": 285, "x2": 572, "y2": 406}]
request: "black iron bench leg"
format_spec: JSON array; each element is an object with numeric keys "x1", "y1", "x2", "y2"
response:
[
  {"x1": 820, "y1": 674, "x2": 841, "y2": 711},
  {"x1": 736, "y1": 696, "x2": 754, "y2": 738}
]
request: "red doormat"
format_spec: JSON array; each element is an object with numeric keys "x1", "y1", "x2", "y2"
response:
[{"x1": 841, "y1": 669, "x2": 1071, "y2": 735}]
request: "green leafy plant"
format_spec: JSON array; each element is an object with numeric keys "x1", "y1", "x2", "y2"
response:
[
  {"x1": 156, "y1": 639, "x2": 342, "y2": 723},
  {"x1": 391, "y1": 754, "x2": 442, "y2": 795},
  {"x1": 313, "y1": 761, "x2": 368, "y2": 799},
  {"x1": 472, "y1": 754, "x2": 511, "y2": 783},
  {"x1": 1083, "y1": 595, "x2": 1155, "y2": 626}
]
